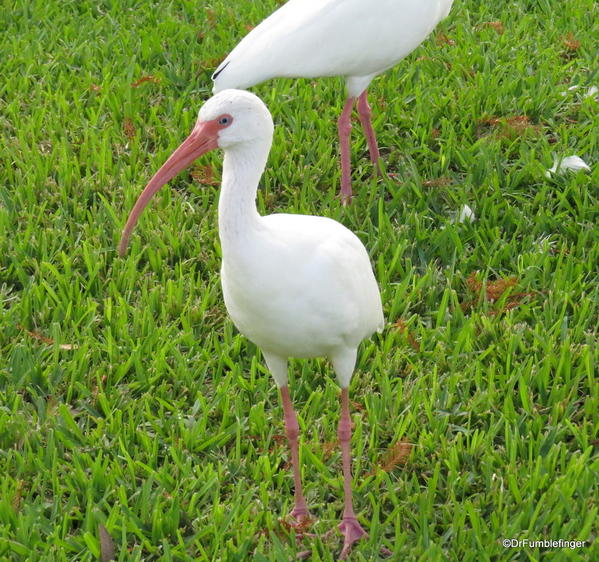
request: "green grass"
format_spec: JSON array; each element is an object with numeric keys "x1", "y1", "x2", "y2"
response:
[{"x1": 1, "y1": 0, "x2": 598, "y2": 559}]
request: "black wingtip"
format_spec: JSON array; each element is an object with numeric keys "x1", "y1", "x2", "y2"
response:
[{"x1": 212, "y1": 60, "x2": 230, "y2": 81}]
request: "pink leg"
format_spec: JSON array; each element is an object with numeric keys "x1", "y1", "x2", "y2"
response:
[
  {"x1": 337, "y1": 388, "x2": 367, "y2": 559},
  {"x1": 280, "y1": 386, "x2": 310, "y2": 523},
  {"x1": 338, "y1": 97, "x2": 355, "y2": 205},
  {"x1": 357, "y1": 90, "x2": 381, "y2": 173}
]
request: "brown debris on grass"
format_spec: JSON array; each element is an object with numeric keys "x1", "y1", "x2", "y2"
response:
[
  {"x1": 394, "y1": 320, "x2": 421, "y2": 352},
  {"x1": 462, "y1": 272, "x2": 535, "y2": 315},
  {"x1": 350, "y1": 399, "x2": 365, "y2": 412},
  {"x1": 130, "y1": 75, "x2": 161, "y2": 88},
  {"x1": 123, "y1": 117, "x2": 135, "y2": 140},
  {"x1": 467, "y1": 272, "x2": 517, "y2": 301},
  {"x1": 435, "y1": 32, "x2": 456, "y2": 46},
  {"x1": 191, "y1": 164, "x2": 220, "y2": 186},
  {"x1": 279, "y1": 514, "x2": 315, "y2": 534},
  {"x1": 380, "y1": 441, "x2": 413, "y2": 471},
  {"x1": 423, "y1": 176, "x2": 452, "y2": 188},
  {"x1": 478, "y1": 115, "x2": 541, "y2": 140},
  {"x1": 322, "y1": 440, "x2": 338, "y2": 461},
  {"x1": 367, "y1": 441, "x2": 413, "y2": 476},
  {"x1": 17, "y1": 323, "x2": 79, "y2": 350},
  {"x1": 480, "y1": 21, "x2": 505, "y2": 34},
  {"x1": 562, "y1": 33, "x2": 581, "y2": 51}
]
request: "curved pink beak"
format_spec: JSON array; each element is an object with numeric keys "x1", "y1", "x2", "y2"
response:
[{"x1": 118, "y1": 120, "x2": 219, "y2": 256}]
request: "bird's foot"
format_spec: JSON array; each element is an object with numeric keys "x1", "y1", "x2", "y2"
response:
[
  {"x1": 338, "y1": 516, "x2": 367, "y2": 559},
  {"x1": 285, "y1": 506, "x2": 315, "y2": 536}
]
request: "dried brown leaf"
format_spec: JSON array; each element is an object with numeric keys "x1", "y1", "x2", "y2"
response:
[
  {"x1": 479, "y1": 115, "x2": 540, "y2": 139},
  {"x1": 123, "y1": 117, "x2": 135, "y2": 140},
  {"x1": 131, "y1": 75, "x2": 160, "y2": 88},
  {"x1": 463, "y1": 272, "x2": 534, "y2": 314},
  {"x1": 394, "y1": 320, "x2": 420, "y2": 352},
  {"x1": 98, "y1": 524, "x2": 116, "y2": 562},
  {"x1": 17, "y1": 324, "x2": 79, "y2": 350},
  {"x1": 368, "y1": 441, "x2": 413, "y2": 476},
  {"x1": 322, "y1": 440, "x2": 338, "y2": 461},
  {"x1": 480, "y1": 21, "x2": 504, "y2": 34},
  {"x1": 279, "y1": 514, "x2": 314, "y2": 534},
  {"x1": 381, "y1": 441, "x2": 413, "y2": 471},
  {"x1": 350, "y1": 399, "x2": 365, "y2": 412},
  {"x1": 423, "y1": 176, "x2": 452, "y2": 188},
  {"x1": 436, "y1": 32, "x2": 455, "y2": 46},
  {"x1": 562, "y1": 33, "x2": 581, "y2": 51},
  {"x1": 190, "y1": 164, "x2": 219, "y2": 186}
]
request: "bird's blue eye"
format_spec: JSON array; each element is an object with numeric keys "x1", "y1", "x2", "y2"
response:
[{"x1": 218, "y1": 116, "x2": 231, "y2": 126}]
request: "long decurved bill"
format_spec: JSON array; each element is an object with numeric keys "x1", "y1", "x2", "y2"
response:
[{"x1": 118, "y1": 121, "x2": 218, "y2": 256}]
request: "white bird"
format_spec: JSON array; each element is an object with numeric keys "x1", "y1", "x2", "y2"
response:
[
  {"x1": 119, "y1": 89, "x2": 384, "y2": 559},
  {"x1": 212, "y1": 0, "x2": 455, "y2": 202}
]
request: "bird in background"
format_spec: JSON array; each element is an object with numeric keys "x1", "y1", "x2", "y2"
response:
[
  {"x1": 212, "y1": 0, "x2": 455, "y2": 203},
  {"x1": 119, "y1": 89, "x2": 384, "y2": 558}
]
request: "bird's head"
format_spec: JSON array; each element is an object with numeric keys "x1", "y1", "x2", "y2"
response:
[
  {"x1": 198, "y1": 88, "x2": 274, "y2": 148},
  {"x1": 118, "y1": 89, "x2": 273, "y2": 256}
]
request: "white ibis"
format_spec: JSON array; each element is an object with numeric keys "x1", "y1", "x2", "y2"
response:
[
  {"x1": 119, "y1": 89, "x2": 384, "y2": 558},
  {"x1": 212, "y1": 0, "x2": 455, "y2": 202}
]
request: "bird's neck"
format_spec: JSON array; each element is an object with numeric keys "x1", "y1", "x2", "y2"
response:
[{"x1": 218, "y1": 139, "x2": 270, "y2": 256}]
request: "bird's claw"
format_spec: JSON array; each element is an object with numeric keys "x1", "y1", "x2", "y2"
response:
[{"x1": 338, "y1": 516, "x2": 367, "y2": 559}]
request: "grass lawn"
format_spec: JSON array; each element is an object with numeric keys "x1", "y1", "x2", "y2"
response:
[{"x1": 1, "y1": 0, "x2": 597, "y2": 559}]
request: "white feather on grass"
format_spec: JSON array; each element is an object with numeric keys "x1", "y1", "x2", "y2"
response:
[{"x1": 545, "y1": 155, "x2": 591, "y2": 178}]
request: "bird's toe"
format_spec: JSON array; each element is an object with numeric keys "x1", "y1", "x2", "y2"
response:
[{"x1": 338, "y1": 516, "x2": 367, "y2": 558}]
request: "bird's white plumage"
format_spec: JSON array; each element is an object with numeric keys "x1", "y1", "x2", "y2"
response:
[
  {"x1": 213, "y1": 0, "x2": 455, "y2": 96},
  {"x1": 203, "y1": 90, "x2": 384, "y2": 387},
  {"x1": 221, "y1": 213, "x2": 383, "y2": 358}
]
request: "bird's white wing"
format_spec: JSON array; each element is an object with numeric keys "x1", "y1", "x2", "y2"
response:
[
  {"x1": 213, "y1": 0, "x2": 351, "y2": 90},
  {"x1": 263, "y1": 213, "x2": 384, "y2": 342},
  {"x1": 213, "y1": 0, "x2": 451, "y2": 91}
]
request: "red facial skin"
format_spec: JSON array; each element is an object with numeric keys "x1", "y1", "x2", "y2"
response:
[{"x1": 118, "y1": 114, "x2": 233, "y2": 256}]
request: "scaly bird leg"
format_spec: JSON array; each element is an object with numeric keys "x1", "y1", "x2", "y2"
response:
[
  {"x1": 337, "y1": 387, "x2": 367, "y2": 559},
  {"x1": 356, "y1": 90, "x2": 382, "y2": 174},
  {"x1": 338, "y1": 97, "x2": 355, "y2": 205},
  {"x1": 280, "y1": 386, "x2": 311, "y2": 524}
]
